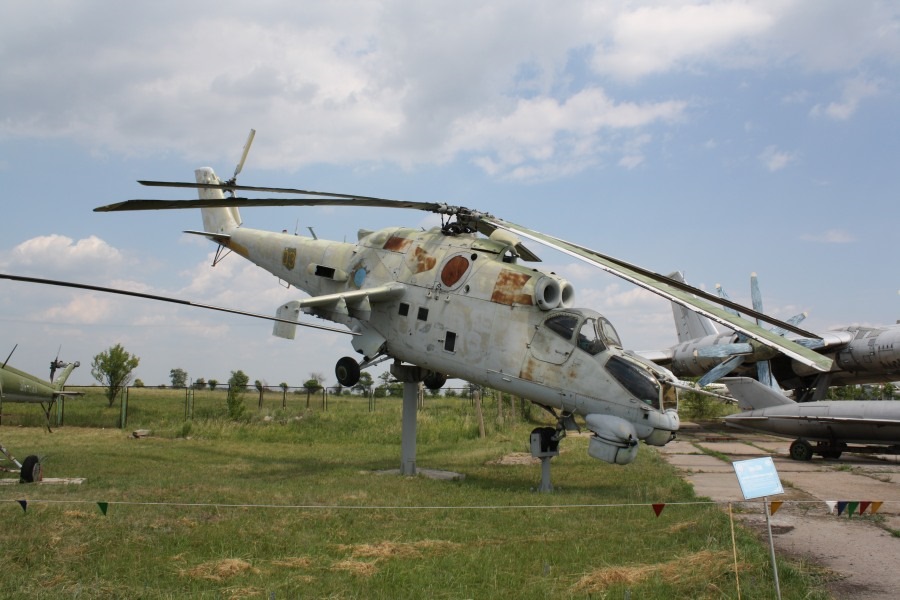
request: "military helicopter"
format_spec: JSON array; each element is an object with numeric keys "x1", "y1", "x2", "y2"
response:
[
  {"x1": 0, "y1": 347, "x2": 80, "y2": 481},
  {"x1": 8, "y1": 133, "x2": 833, "y2": 468}
]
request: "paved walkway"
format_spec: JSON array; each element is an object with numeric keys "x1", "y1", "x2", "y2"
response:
[{"x1": 660, "y1": 422, "x2": 900, "y2": 600}]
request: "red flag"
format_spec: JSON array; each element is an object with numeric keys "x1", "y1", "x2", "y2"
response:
[
  {"x1": 859, "y1": 502, "x2": 871, "y2": 515},
  {"x1": 652, "y1": 503, "x2": 666, "y2": 517}
]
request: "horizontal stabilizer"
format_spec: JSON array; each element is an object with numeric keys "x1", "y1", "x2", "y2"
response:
[{"x1": 723, "y1": 377, "x2": 795, "y2": 411}]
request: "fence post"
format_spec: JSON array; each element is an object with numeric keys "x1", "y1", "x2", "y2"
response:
[{"x1": 120, "y1": 386, "x2": 129, "y2": 429}]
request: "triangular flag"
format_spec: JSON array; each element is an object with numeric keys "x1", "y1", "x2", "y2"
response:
[
  {"x1": 825, "y1": 501, "x2": 837, "y2": 514},
  {"x1": 847, "y1": 502, "x2": 859, "y2": 517},
  {"x1": 871, "y1": 501, "x2": 883, "y2": 515},
  {"x1": 769, "y1": 501, "x2": 783, "y2": 516},
  {"x1": 859, "y1": 501, "x2": 871, "y2": 515},
  {"x1": 837, "y1": 501, "x2": 848, "y2": 516},
  {"x1": 97, "y1": 502, "x2": 108, "y2": 516},
  {"x1": 652, "y1": 503, "x2": 666, "y2": 517},
  {"x1": 17, "y1": 500, "x2": 27, "y2": 513}
]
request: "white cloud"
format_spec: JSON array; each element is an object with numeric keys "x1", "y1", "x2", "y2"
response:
[
  {"x1": 758, "y1": 145, "x2": 797, "y2": 172},
  {"x1": 1, "y1": 234, "x2": 125, "y2": 273},
  {"x1": 592, "y1": 2, "x2": 774, "y2": 80},
  {"x1": 3, "y1": 2, "x2": 895, "y2": 182},
  {"x1": 810, "y1": 76, "x2": 880, "y2": 120}
]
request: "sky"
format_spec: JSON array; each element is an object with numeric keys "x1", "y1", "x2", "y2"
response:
[{"x1": 1, "y1": 1, "x2": 898, "y2": 388}]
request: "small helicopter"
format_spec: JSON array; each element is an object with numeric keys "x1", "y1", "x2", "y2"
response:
[
  {"x1": 10, "y1": 132, "x2": 833, "y2": 467},
  {"x1": 0, "y1": 347, "x2": 80, "y2": 481}
]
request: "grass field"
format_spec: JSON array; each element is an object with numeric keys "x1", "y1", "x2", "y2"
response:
[{"x1": 0, "y1": 389, "x2": 828, "y2": 599}]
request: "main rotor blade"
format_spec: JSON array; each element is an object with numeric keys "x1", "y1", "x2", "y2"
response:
[
  {"x1": 95, "y1": 196, "x2": 452, "y2": 213},
  {"x1": 483, "y1": 217, "x2": 833, "y2": 373},
  {"x1": 139, "y1": 179, "x2": 420, "y2": 201},
  {"x1": 0, "y1": 273, "x2": 357, "y2": 336}
]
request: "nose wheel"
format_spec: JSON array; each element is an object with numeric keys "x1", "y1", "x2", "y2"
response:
[{"x1": 335, "y1": 356, "x2": 361, "y2": 387}]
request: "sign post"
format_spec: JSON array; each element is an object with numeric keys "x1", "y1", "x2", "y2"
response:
[{"x1": 733, "y1": 456, "x2": 784, "y2": 600}]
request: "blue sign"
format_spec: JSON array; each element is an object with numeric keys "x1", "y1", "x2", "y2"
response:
[{"x1": 732, "y1": 456, "x2": 784, "y2": 500}]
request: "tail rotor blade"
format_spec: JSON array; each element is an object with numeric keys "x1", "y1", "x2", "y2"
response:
[{"x1": 233, "y1": 129, "x2": 256, "y2": 181}]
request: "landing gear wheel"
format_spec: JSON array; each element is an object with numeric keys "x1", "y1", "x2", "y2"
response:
[
  {"x1": 423, "y1": 371, "x2": 447, "y2": 391},
  {"x1": 335, "y1": 357, "x2": 360, "y2": 387},
  {"x1": 789, "y1": 439, "x2": 813, "y2": 461},
  {"x1": 821, "y1": 449, "x2": 843, "y2": 460},
  {"x1": 20, "y1": 455, "x2": 42, "y2": 483}
]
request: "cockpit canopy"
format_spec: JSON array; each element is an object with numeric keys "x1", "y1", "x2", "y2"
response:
[{"x1": 542, "y1": 309, "x2": 622, "y2": 355}]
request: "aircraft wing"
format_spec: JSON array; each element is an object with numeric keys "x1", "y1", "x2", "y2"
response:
[
  {"x1": 634, "y1": 349, "x2": 674, "y2": 364},
  {"x1": 183, "y1": 230, "x2": 231, "y2": 245},
  {"x1": 485, "y1": 217, "x2": 834, "y2": 374},
  {"x1": 273, "y1": 283, "x2": 406, "y2": 339}
]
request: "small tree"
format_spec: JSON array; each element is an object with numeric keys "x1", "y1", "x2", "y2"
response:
[
  {"x1": 208, "y1": 379, "x2": 219, "y2": 391},
  {"x1": 91, "y1": 343, "x2": 140, "y2": 407},
  {"x1": 280, "y1": 382, "x2": 289, "y2": 408},
  {"x1": 170, "y1": 368, "x2": 188, "y2": 388},
  {"x1": 353, "y1": 371, "x2": 374, "y2": 396},
  {"x1": 133, "y1": 378, "x2": 145, "y2": 388},
  {"x1": 303, "y1": 378, "x2": 322, "y2": 407},
  {"x1": 193, "y1": 377, "x2": 206, "y2": 390},
  {"x1": 227, "y1": 370, "x2": 250, "y2": 420}
]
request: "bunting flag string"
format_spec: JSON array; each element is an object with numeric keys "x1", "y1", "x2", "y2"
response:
[{"x1": 3, "y1": 497, "x2": 894, "y2": 515}]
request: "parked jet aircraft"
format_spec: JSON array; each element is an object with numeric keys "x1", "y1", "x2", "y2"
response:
[
  {"x1": 642, "y1": 273, "x2": 900, "y2": 401},
  {"x1": 723, "y1": 377, "x2": 900, "y2": 460},
  {"x1": 0, "y1": 348, "x2": 80, "y2": 481},
  {"x1": 3, "y1": 133, "x2": 833, "y2": 467}
]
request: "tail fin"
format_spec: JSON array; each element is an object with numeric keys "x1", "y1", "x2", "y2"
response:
[
  {"x1": 52, "y1": 361, "x2": 80, "y2": 391},
  {"x1": 723, "y1": 377, "x2": 794, "y2": 410},
  {"x1": 668, "y1": 272, "x2": 718, "y2": 342},
  {"x1": 195, "y1": 168, "x2": 241, "y2": 234}
]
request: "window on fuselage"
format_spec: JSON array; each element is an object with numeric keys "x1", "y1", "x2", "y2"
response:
[
  {"x1": 576, "y1": 319, "x2": 606, "y2": 355},
  {"x1": 598, "y1": 317, "x2": 622, "y2": 348},
  {"x1": 545, "y1": 314, "x2": 578, "y2": 341},
  {"x1": 605, "y1": 355, "x2": 660, "y2": 408}
]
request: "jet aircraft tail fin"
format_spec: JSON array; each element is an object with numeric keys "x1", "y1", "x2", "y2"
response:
[
  {"x1": 668, "y1": 272, "x2": 718, "y2": 342},
  {"x1": 723, "y1": 377, "x2": 795, "y2": 411},
  {"x1": 196, "y1": 167, "x2": 242, "y2": 234}
]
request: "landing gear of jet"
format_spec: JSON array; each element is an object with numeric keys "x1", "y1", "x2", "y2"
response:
[
  {"x1": 20, "y1": 455, "x2": 42, "y2": 483},
  {"x1": 789, "y1": 439, "x2": 813, "y2": 461},
  {"x1": 335, "y1": 356, "x2": 361, "y2": 387},
  {"x1": 1, "y1": 442, "x2": 42, "y2": 483}
]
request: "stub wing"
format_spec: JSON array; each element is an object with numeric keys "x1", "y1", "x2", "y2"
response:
[
  {"x1": 273, "y1": 283, "x2": 406, "y2": 339},
  {"x1": 484, "y1": 217, "x2": 834, "y2": 374}
]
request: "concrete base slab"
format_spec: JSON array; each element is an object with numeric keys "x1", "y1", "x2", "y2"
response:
[{"x1": 375, "y1": 468, "x2": 465, "y2": 481}]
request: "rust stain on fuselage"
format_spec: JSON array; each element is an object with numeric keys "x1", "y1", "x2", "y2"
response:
[
  {"x1": 413, "y1": 246, "x2": 437, "y2": 274},
  {"x1": 491, "y1": 270, "x2": 533, "y2": 306},
  {"x1": 383, "y1": 236, "x2": 413, "y2": 252}
]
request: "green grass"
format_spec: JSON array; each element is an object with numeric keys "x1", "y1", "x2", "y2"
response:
[{"x1": 1, "y1": 391, "x2": 830, "y2": 599}]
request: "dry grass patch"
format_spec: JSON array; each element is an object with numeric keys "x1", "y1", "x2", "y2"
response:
[
  {"x1": 182, "y1": 558, "x2": 260, "y2": 582},
  {"x1": 330, "y1": 559, "x2": 378, "y2": 577},
  {"x1": 339, "y1": 539, "x2": 458, "y2": 560},
  {"x1": 573, "y1": 550, "x2": 739, "y2": 593}
]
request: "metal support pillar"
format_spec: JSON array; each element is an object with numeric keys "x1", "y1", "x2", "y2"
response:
[
  {"x1": 391, "y1": 363, "x2": 426, "y2": 477},
  {"x1": 401, "y1": 380, "x2": 418, "y2": 476}
]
